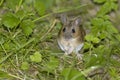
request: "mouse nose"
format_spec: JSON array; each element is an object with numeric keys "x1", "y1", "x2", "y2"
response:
[{"x1": 64, "y1": 34, "x2": 72, "y2": 40}]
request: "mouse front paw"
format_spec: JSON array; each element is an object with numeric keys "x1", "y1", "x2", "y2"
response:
[
  {"x1": 64, "y1": 51, "x2": 71, "y2": 55},
  {"x1": 76, "y1": 54, "x2": 83, "y2": 60}
]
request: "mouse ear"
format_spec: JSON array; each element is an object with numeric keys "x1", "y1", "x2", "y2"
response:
[
  {"x1": 74, "y1": 18, "x2": 81, "y2": 26},
  {"x1": 60, "y1": 14, "x2": 68, "y2": 24}
]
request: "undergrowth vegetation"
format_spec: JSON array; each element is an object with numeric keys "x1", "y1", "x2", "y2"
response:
[{"x1": 0, "y1": 0, "x2": 120, "y2": 80}]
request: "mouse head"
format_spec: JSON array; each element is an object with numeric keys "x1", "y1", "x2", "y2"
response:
[{"x1": 59, "y1": 14, "x2": 83, "y2": 40}]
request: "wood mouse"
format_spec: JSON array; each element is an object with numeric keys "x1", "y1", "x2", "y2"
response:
[{"x1": 57, "y1": 14, "x2": 85, "y2": 59}]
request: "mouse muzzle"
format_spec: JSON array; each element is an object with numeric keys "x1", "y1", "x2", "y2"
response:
[{"x1": 64, "y1": 34, "x2": 72, "y2": 40}]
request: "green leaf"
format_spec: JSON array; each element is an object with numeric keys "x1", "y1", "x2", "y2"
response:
[
  {"x1": 85, "y1": 34, "x2": 99, "y2": 42},
  {"x1": 91, "y1": 18, "x2": 104, "y2": 27},
  {"x1": 91, "y1": 18, "x2": 106, "y2": 34},
  {"x1": 102, "y1": 15, "x2": 110, "y2": 20},
  {"x1": 97, "y1": 1, "x2": 118, "y2": 16},
  {"x1": 84, "y1": 42, "x2": 93, "y2": 49},
  {"x1": 92, "y1": 37, "x2": 100, "y2": 43},
  {"x1": 97, "y1": 2, "x2": 111, "y2": 16},
  {"x1": 105, "y1": 21, "x2": 118, "y2": 34},
  {"x1": 111, "y1": 2, "x2": 118, "y2": 11},
  {"x1": 85, "y1": 34, "x2": 93, "y2": 42},
  {"x1": 20, "y1": 20, "x2": 35, "y2": 36},
  {"x1": 16, "y1": 10, "x2": 26, "y2": 20},
  {"x1": 99, "y1": 32, "x2": 107, "y2": 39},
  {"x1": 2, "y1": 13, "x2": 20, "y2": 28},
  {"x1": 21, "y1": 62, "x2": 29, "y2": 70},
  {"x1": 30, "y1": 51, "x2": 42, "y2": 63},
  {"x1": 6, "y1": 0, "x2": 20, "y2": 10}
]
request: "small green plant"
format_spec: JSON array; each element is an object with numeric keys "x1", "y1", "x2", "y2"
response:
[
  {"x1": 30, "y1": 51, "x2": 42, "y2": 63},
  {"x1": 83, "y1": 0, "x2": 120, "y2": 79}
]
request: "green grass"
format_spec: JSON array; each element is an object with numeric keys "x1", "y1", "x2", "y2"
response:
[{"x1": 0, "y1": 0, "x2": 120, "y2": 80}]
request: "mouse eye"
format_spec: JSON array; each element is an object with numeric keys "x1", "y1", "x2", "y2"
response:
[
  {"x1": 63, "y1": 28, "x2": 66, "y2": 32},
  {"x1": 72, "y1": 29, "x2": 75, "y2": 33}
]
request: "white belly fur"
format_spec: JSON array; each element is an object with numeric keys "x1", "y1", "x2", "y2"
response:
[{"x1": 57, "y1": 38, "x2": 84, "y2": 55}]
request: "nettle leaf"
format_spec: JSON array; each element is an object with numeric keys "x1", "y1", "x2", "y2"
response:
[
  {"x1": 2, "y1": 13, "x2": 20, "y2": 28},
  {"x1": 92, "y1": 37, "x2": 100, "y2": 43},
  {"x1": 85, "y1": 34, "x2": 100, "y2": 43},
  {"x1": 20, "y1": 20, "x2": 35, "y2": 36},
  {"x1": 97, "y1": 1, "x2": 118, "y2": 16},
  {"x1": 91, "y1": 17, "x2": 110, "y2": 35},
  {"x1": 16, "y1": 10, "x2": 26, "y2": 20},
  {"x1": 97, "y1": 2, "x2": 111, "y2": 16},
  {"x1": 91, "y1": 18, "x2": 105, "y2": 33},
  {"x1": 99, "y1": 32, "x2": 107, "y2": 39},
  {"x1": 108, "y1": 25, "x2": 118, "y2": 34},
  {"x1": 93, "y1": 0, "x2": 106, "y2": 3},
  {"x1": 91, "y1": 26, "x2": 99, "y2": 36},
  {"x1": 21, "y1": 62, "x2": 29, "y2": 70},
  {"x1": 30, "y1": 51, "x2": 42, "y2": 63},
  {"x1": 102, "y1": 15, "x2": 110, "y2": 20},
  {"x1": 91, "y1": 18, "x2": 104, "y2": 27},
  {"x1": 84, "y1": 42, "x2": 93, "y2": 50},
  {"x1": 6, "y1": 0, "x2": 20, "y2": 10},
  {"x1": 111, "y1": 2, "x2": 118, "y2": 11},
  {"x1": 85, "y1": 34, "x2": 94, "y2": 42},
  {"x1": 105, "y1": 21, "x2": 118, "y2": 34}
]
